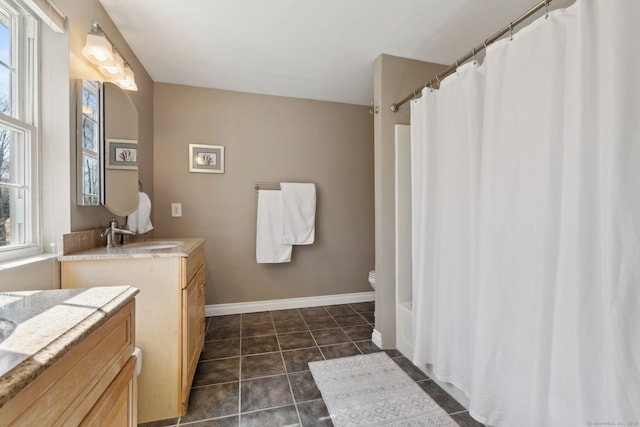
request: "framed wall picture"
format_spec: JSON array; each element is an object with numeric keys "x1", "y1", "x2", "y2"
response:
[
  {"x1": 106, "y1": 139, "x2": 138, "y2": 170},
  {"x1": 189, "y1": 144, "x2": 225, "y2": 174}
]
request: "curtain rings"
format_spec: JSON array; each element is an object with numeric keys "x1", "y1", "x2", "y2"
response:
[
  {"x1": 509, "y1": 23, "x2": 514, "y2": 41},
  {"x1": 545, "y1": 0, "x2": 550, "y2": 19}
]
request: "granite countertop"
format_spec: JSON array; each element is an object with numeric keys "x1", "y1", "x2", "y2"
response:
[
  {"x1": 58, "y1": 237, "x2": 204, "y2": 261},
  {"x1": 0, "y1": 286, "x2": 139, "y2": 408}
]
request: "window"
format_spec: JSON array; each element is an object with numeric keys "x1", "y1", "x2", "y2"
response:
[{"x1": 0, "y1": 0, "x2": 38, "y2": 261}]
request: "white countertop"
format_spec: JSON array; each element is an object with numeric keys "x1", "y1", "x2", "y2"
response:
[{"x1": 58, "y1": 238, "x2": 205, "y2": 261}]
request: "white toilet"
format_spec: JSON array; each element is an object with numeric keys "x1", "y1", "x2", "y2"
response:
[{"x1": 368, "y1": 270, "x2": 376, "y2": 289}]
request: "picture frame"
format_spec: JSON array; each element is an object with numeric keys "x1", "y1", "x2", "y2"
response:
[
  {"x1": 189, "y1": 144, "x2": 225, "y2": 174},
  {"x1": 106, "y1": 139, "x2": 138, "y2": 170}
]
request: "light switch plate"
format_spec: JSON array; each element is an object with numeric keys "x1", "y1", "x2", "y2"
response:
[{"x1": 171, "y1": 203, "x2": 182, "y2": 217}]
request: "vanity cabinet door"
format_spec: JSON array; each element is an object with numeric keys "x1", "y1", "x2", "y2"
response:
[
  {"x1": 181, "y1": 265, "x2": 206, "y2": 412},
  {"x1": 80, "y1": 355, "x2": 137, "y2": 427}
]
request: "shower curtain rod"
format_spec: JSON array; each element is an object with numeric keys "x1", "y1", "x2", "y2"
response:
[{"x1": 390, "y1": 0, "x2": 553, "y2": 113}]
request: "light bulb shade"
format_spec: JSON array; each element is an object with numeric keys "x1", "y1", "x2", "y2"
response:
[
  {"x1": 100, "y1": 51, "x2": 125, "y2": 78},
  {"x1": 115, "y1": 65, "x2": 138, "y2": 91},
  {"x1": 81, "y1": 33, "x2": 114, "y2": 65}
]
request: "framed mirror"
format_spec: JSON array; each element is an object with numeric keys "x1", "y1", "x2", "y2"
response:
[
  {"x1": 77, "y1": 80, "x2": 104, "y2": 206},
  {"x1": 76, "y1": 80, "x2": 139, "y2": 216},
  {"x1": 103, "y1": 82, "x2": 138, "y2": 216}
]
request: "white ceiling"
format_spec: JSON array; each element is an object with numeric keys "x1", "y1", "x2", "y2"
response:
[{"x1": 99, "y1": 0, "x2": 571, "y2": 106}]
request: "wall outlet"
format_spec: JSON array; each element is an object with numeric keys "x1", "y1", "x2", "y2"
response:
[{"x1": 171, "y1": 203, "x2": 182, "y2": 217}]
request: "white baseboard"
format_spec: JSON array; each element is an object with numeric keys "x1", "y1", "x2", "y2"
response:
[
  {"x1": 371, "y1": 329, "x2": 383, "y2": 348},
  {"x1": 206, "y1": 291, "x2": 375, "y2": 317}
]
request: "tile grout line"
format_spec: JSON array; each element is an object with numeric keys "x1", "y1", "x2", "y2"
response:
[
  {"x1": 344, "y1": 304, "x2": 375, "y2": 345},
  {"x1": 303, "y1": 307, "x2": 337, "y2": 360},
  {"x1": 298, "y1": 308, "x2": 327, "y2": 361},
  {"x1": 306, "y1": 305, "x2": 374, "y2": 357},
  {"x1": 325, "y1": 305, "x2": 366, "y2": 356},
  {"x1": 288, "y1": 308, "x2": 326, "y2": 425},
  {"x1": 271, "y1": 310, "x2": 305, "y2": 426}
]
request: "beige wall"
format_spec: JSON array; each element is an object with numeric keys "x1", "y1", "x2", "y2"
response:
[
  {"x1": 153, "y1": 83, "x2": 374, "y2": 305},
  {"x1": 373, "y1": 54, "x2": 446, "y2": 347},
  {"x1": 0, "y1": 257, "x2": 60, "y2": 291},
  {"x1": 58, "y1": 0, "x2": 154, "y2": 231}
]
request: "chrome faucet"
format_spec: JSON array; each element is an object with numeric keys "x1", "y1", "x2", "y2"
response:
[{"x1": 103, "y1": 218, "x2": 135, "y2": 248}]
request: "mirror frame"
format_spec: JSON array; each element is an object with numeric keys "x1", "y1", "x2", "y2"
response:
[
  {"x1": 76, "y1": 79, "x2": 104, "y2": 206},
  {"x1": 102, "y1": 82, "x2": 139, "y2": 216}
]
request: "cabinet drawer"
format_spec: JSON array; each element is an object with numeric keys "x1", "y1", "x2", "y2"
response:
[
  {"x1": 184, "y1": 243, "x2": 205, "y2": 288},
  {"x1": 0, "y1": 301, "x2": 135, "y2": 426}
]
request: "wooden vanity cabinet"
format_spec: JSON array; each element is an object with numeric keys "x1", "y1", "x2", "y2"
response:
[
  {"x1": 0, "y1": 300, "x2": 136, "y2": 426},
  {"x1": 182, "y1": 264, "x2": 206, "y2": 411},
  {"x1": 61, "y1": 239, "x2": 206, "y2": 423}
]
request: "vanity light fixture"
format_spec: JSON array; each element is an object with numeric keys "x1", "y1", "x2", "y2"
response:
[
  {"x1": 115, "y1": 64, "x2": 138, "y2": 91},
  {"x1": 99, "y1": 50, "x2": 123, "y2": 78},
  {"x1": 81, "y1": 21, "x2": 137, "y2": 91},
  {"x1": 81, "y1": 30, "x2": 113, "y2": 64}
]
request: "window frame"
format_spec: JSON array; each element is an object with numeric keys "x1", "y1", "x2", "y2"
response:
[{"x1": 0, "y1": 0, "x2": 39, "y2": 262}]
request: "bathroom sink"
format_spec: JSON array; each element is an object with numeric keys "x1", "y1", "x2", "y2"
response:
[
  {"x1": 132, "y1": 244, "x2": 178, "y2": 250},
  {"x1": 0, "y1": 317, "x2": 17, "y2": 344},
  {"x1": 125, "y1": 242, "x2": 181, "y2": 251}
]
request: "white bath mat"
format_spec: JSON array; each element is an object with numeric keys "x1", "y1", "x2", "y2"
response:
[{"x1": 309, "y1": 352, "x2": 458, "y2": 426}]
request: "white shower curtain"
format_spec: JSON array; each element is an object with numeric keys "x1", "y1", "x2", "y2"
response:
[
  {"x1": 410, "y1": 61, "x2": 482, "y2": 395},
  {"x1": 410, "y1": 1, "x2": 640, "y2": 426}
]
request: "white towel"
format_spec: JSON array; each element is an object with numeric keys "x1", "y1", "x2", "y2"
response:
[
  {"x1": 256, "y1": 190, "x2": 292, "y2": 263},
  {"x1": 281, "y1": 183, "x2": 316, "y2": 245},
  {"x1": 127, "y1": 191, "x2": 154, "y2": 234}
]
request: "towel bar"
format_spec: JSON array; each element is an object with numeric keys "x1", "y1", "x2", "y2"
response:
[{"x1": 255, "y1": 182, "x2": 281, "y2": 192}]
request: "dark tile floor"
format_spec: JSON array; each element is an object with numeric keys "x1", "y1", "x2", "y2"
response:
[{"x1": 139, "y1": 302, "x2": 483, "y2": 427}]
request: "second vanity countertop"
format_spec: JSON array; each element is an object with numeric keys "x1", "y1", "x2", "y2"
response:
[
  {"x1": 58, "y1": 237, "x2": 205, "y2": 262},
  {"x1": 0, "y1": 286, "x2": 139, "y2": 408}
]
